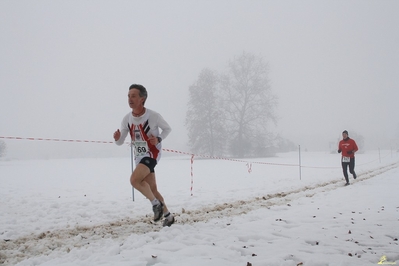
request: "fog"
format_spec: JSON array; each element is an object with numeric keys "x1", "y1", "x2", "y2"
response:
[{"x1": 1, "y1": 1, "x2": 398, "y2": 159}]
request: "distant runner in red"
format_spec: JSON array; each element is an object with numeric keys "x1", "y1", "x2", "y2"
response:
[
  {"x1": 338, "y1": 130, "x2": 358, "y2": 186},
  {"x1": 113, "y1": 84, "x2": 174, "y2": 227}
]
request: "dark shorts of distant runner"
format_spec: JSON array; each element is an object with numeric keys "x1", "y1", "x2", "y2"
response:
[{"x1": 139, "y1": 157, "x2": 157, "y2": 173}]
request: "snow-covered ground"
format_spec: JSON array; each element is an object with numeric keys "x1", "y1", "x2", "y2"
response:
[{"x1": 1, "y1": 150, "x2": 398, "y2": 266}]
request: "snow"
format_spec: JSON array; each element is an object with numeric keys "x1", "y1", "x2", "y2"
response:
[{"x1": 1, "y1": 150, "x2": 398, "y2": 266}]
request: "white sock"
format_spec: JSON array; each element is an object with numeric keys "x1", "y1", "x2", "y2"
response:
[
  {"x1": 164, "y1": 212, "x2": 173, "y2": 221},
  {"x1": 151, "y1": 198, "x2": 160, "y2": 206}
]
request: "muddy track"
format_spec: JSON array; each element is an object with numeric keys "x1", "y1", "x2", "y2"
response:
[{"x1": 1, "y1": 161, "x2": 398, "y2": 265}]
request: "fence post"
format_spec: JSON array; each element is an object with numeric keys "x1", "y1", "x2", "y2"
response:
[
  {"x1": 130, "y1": 141, "x2": 135, "y2": 201},
  {"x1": 299, "y1": 145, "x2": 302, "y2": 180}
]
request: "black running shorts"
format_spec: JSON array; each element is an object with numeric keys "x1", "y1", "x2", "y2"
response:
[{"x1": 139, "y1": 157, "x2": 157, "y2": 173}]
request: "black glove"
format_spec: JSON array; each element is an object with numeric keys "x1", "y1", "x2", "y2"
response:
[
  {"x1": 347, "y1": 150, "x2": 353, "y2": 155},
  {"x1": 338, "y1": 150, "x2": 341, "y2": 153}
]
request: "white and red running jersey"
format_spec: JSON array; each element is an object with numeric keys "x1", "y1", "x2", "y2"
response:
[{"x1": 115, "y1": 108, "x2": 171, "y2": 164}]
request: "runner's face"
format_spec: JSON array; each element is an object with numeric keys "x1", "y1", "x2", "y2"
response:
[
  {"x1": 342, "y1": 133, "x2": 348, "y2": 139},
  {"x1": 128, "y1": 89, "x2": 145, "y2": 109}
]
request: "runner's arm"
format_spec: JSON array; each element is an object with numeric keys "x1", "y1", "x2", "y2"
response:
[
  {"x1": 157, "y1": 114, "x2": 171, "y2": 141},
  {"x1": 115, "y1": 116, "x2": 129, "y2": 146}
]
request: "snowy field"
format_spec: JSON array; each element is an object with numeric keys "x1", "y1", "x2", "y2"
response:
[{"x1": 1, "y1": 150, "x2": 398, "y2": 266}]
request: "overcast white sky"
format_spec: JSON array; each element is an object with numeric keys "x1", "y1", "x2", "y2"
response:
[{"x1": 1, "y1": 0, "x2": 398, "y2": 158}]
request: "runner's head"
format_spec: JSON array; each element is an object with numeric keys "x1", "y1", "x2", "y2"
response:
[
  {"x1": 342, "y1": 130, "x2": 348, "y2": 138},
  {"x1": 129, "y1": 84, "x2": 148, "y2": 105}
]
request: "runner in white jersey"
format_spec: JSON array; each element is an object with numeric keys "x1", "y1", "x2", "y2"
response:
[{"x1": 113, "y1": 84, "x2": 174, "y2": 227}]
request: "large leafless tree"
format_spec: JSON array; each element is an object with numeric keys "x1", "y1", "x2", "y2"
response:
[
  {"x1": 185, "y1": 68, "x2": 227, "y2": 156},
  {"x1": 220, "y1": 52, "x2": 277, "y2": 157}
]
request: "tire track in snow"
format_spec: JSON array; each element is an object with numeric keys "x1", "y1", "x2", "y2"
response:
[
  {"x1": 177, "y1": 161, "x2": 399, "y2": 223},
  {"x1": 1, "y1": 161, "x2": 398, "y2": 265}
]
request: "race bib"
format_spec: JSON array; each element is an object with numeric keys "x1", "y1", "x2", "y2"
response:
[
  {"x1": 342, "y1": 156, "x2": 350, "y2": 163},
  {"x1": 134, "y1": 141, "x2": 148, "y2": 157}
]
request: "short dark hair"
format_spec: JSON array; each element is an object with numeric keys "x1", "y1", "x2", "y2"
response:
[{"x1": 129, "y1": 84, "x2": 148, "y2": 104}]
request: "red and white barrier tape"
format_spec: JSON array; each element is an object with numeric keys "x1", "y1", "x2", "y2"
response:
[
  {"x1": 4, "y1": 136, "x2": 396, "y2": 195},
  {"x1": 0, "y1": 135, "x2": 333, "y2": 168},
  {"x1": 0, "y1": 136, "x2": 115, "y2": 144}
]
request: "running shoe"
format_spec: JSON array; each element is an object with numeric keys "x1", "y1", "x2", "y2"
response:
[
  {"x1": 153, "y1": 202, "x2": 163, "y2": 222},
  {"x1": 163, "y1": 216, "x2": 175, "y2": 227}
]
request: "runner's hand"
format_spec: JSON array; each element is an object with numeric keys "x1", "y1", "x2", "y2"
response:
[
  {"x1": 148, "y1": 136, "x2": 159, "y2": 145},
  {"x1": 113, "y1": 129, "x2": 121, "y2": 141}
]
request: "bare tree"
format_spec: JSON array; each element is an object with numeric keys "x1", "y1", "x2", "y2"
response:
[
  {"x1": 185, "y1": 68, "x2": 227, "y2": 156},
  {"x1": 220, "y1": 52, "x2": 277, "y2": 157}
]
